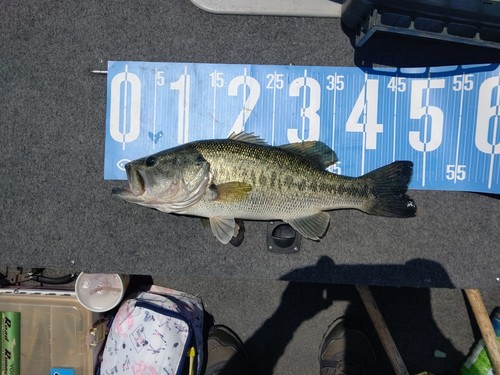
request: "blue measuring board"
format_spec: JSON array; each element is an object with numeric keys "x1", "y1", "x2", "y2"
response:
[{"x1": 104, "y1": 61, "x2": 500, "y2": 194}]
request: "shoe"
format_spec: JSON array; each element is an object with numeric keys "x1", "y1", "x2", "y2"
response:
[
  {"x1": 205, "y1": 324, "x2": 250, "y2": 375},
  {"x1": 319, "y1": 318, "x2": 376, "y2": 375}
]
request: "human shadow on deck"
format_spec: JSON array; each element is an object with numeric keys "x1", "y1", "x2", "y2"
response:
[{"x1": 219, "y1": 256, "x2": 462, "y2": 375}]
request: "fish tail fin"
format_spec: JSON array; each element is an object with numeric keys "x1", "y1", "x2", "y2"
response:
[{"x1": 363, "y1": 161, "x2": 417, "y2": 217}]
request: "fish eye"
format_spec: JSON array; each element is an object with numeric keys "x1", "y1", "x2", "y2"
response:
[{"x1": 145, "y1": 156, "x2": 156, "y2": 167}]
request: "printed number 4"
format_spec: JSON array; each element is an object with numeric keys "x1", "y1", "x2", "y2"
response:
[{"x1": 346, "y1": 79, "x2": 383, "y2": 150}]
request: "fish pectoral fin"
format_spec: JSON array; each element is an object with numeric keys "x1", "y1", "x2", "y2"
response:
[
  {"x1": 209, "y1": 217, "x2": 239, "y2": 244},
  {"x1": 214, "y1": 182, "x2": 252, "y2": 202},
  {"x1": 286, "y1": 212, "x2": 330, "y2": 241}
]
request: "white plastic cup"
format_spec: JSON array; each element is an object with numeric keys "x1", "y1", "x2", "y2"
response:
[{"x1": 75, "y1": 273, "x2": 129, "y2": 312}]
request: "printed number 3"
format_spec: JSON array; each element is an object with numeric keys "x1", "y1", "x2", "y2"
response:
[{"x1": 287, "y1": 75, "x2": 321, "y2": 143}]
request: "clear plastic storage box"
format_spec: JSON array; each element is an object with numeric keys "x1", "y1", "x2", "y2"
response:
[{"x1": 0, "y1": 289, "x2": 105, "y2": 375}]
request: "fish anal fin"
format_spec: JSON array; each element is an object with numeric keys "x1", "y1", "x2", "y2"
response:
[
  {"x1": 280, "y1": 142, "x2": 338, "y2": 169},
  {"x1": 286, "y1": 212, "x2": 330, "y2": 241},
  {"x1": 215, "y1": 182, "x2": 252, "y2": 202},
  {"x1": 209, "y1": 217, "x2": 239, "y2": 244}
]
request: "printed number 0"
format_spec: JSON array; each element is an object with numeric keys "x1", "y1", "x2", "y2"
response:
[{"x1": 109, "y1": 70, "x2": 141, "y2": 145}]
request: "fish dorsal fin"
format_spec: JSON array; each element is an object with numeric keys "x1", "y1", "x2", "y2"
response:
[
  {"x1": 228, "y1": 132, "x2": 269, "y2": 146},
  {"x1": 286, "y1": 212, "x2": 330, "y2": 241},
  {"x1": 280, "y1": 141, "x2": 338, "y2": 169}
]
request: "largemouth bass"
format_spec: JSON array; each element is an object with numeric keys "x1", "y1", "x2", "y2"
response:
[{"x1": 112, "y1": 132, "x2": 416, "y2": 244}]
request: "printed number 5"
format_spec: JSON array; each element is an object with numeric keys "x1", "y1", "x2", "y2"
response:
[{"x1": 409, "y1": 79, "x2": 445, "y2": 152}]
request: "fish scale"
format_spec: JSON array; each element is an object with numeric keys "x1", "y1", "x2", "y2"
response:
[
  {"x1": 113, "y1": 132, "x2": 416, "y2": 244},
  {"x1": 187, "y1": 141, "x2": 367, "y2": 218}
]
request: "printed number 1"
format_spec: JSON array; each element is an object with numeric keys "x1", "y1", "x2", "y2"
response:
[{"x1": 170, "y1": 69, "x2": 191, "y2": 144}]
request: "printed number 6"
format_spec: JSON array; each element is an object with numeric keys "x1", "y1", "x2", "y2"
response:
[{"x1": 475, "y1": 76, "x2": 500, "y2": 155}]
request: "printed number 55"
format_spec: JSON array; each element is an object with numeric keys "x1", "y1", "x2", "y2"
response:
[{"x1": 446, "y1": 164, "x2": 466, "y2": 181}]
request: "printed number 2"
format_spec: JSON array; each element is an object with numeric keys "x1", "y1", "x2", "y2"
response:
[{"x1": 228, "y1": 74, "x2": 260, "y2": 135}]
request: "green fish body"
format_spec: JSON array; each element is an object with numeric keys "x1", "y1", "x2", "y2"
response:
[{"x1": 113, "y1": 133, "x2": 416, "y2": 244}]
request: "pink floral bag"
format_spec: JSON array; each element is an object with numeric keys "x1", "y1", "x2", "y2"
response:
[{"x1": 100, "y1": 286, "x2": 204, "y2": 375}]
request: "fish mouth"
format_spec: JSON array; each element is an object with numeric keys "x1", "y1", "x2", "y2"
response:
[{"x1": 112, "y1": 164, "x2": 146, "y2": 198}]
